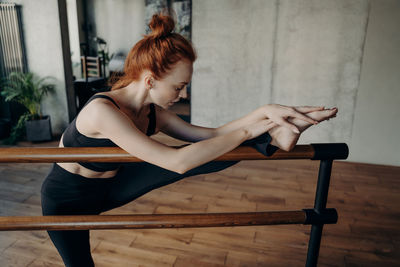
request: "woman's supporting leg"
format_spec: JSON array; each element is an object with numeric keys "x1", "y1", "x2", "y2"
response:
[
  {"x1": 41, "y1": 164, "x2": 112, "y2": 267},
  {"x1": 41, "y1": 193, "x2": 99, "y2": 267},
  {"x1": 102, "y1": 160, "x2": 239, "y2": 212}
]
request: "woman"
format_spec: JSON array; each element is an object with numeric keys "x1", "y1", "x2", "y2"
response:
[{"x1": 41, "y1": 13, "x2": 337, "y2": 267}]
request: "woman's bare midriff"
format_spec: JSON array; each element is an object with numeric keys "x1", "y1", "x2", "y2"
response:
[
  {"x1": 57, "y1": 135, "x2": 119, "y2": 179},
  {"x1": 56, "y1": 163, "x2": 119, "y2": 179}
]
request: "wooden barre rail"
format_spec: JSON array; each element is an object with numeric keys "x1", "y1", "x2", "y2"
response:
[
  {"x1": 0, "y1": 211, "x2": 307, "y2": 231},
  {"x1": 0, "y1": 145, "x2": 312, "y2": 162},
  {"x1": 0, "y1": 143, "x2": 348, "y2": 163}
]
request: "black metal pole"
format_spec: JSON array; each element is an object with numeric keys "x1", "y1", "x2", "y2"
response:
[
  {"x1": 101, "y1": 49, "x2": 106, "y2": 78},
  {"x1": 305, "y1": 159, "x2": 333, "y2": 267}
]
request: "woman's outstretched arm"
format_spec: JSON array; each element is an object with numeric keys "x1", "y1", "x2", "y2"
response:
[
  {"x1": 158, "y1": 104, "x2": 321, "y2": 143},
  {"x1": 89, "y1": 101, "x2": 276, "y2": 174}
]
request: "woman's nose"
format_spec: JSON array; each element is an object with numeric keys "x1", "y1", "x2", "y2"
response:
[{"x1": 179, "y1": 87, "x2": 188, "y2": 99}]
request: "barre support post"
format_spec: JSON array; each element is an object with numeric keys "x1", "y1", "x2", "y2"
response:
[{"x1": 306, "y1": 159, "x2": 333, "y2": 267}]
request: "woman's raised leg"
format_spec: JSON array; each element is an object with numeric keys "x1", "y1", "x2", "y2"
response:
[{"x1": 101, "y1": 160, "x2": 239, "y2": 212}]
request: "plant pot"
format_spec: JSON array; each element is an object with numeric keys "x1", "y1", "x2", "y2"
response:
[
  {"x1": 25, "y1": 115, "x2": 52, "y2": 142},
  {"x1": 0, "y1": 118, "x2": 11, "y2": 139}
]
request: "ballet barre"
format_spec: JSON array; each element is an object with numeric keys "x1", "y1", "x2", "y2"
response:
[{"x1": 0, "y1": 143, "x2": 348, "y2": 267}]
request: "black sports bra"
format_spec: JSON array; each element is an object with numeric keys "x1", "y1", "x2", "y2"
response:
[{"x1": 62, "y1": 94, "x2": 156, "y2": 172}]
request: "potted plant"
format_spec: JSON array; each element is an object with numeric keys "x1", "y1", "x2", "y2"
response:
[{"x1": 1, "y1": 71, "x2": 55, "y2": 143}]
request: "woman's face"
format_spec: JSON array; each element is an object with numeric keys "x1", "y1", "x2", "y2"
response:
[{"x1": 150, "y1": 60, "x2": 193, "y2": 109}]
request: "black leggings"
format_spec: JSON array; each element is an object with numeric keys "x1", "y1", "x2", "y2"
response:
[{"x1": 41, "y1": 160, "x2": 239, "y2": 267}]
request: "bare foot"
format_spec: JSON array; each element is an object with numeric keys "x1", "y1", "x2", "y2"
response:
[{"x1": 269, "y1": 108, "x2": 338, "y2": 151}]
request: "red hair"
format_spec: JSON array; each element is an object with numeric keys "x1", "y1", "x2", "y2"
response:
[{"x1": 111, "y1": 13, "x2": 197, "y2": 90}]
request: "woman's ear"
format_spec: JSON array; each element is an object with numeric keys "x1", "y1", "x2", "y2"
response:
[{"x1": 144, "y1": 74, "x2": 154, "y2": 90}]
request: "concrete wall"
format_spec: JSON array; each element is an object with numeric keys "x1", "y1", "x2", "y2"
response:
[
  {"x1": 192, "y1": 0, "x2": 276, "y2": 127},
  {"x1": 349, "y1": 0, "x2": 400, "y2": 166},
  {"x1": 191, "y1": 0, "x2": 400, "y2": 166},
  {"x1": 92, "y1": 0, "x2": 145, "y2": 56},
  {"x1": 3, "y1": 0, "x2": 69, "y2": 135}
]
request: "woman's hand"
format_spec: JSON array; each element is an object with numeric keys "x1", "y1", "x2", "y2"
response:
[
  {"x1": 243, "y1": 119, "x2": 278, "y2": 140},
  {"x1": 260, "y1": 104, "x2": 323, "y2": 133}
]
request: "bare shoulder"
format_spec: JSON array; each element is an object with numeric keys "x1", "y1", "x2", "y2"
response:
[{"x1": 75, "y1": 96, "x2": 123, "y2": 138}]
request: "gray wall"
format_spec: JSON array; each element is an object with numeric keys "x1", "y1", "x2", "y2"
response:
[
  {"x1": 191, "y1": 0, "x2": 400, "y2": 166},
  {"x1": 350, "y1": 0, "x2": 400, "y2": 166},
  {"x1": 2, "y1": 0, "x2": 69, "y2": 135},
  {"x1": 92, "y1": 0, "x2": 145, "y2": 56}
]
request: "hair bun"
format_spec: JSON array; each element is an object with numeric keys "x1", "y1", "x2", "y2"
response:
[{"x1": 148, "y1": 13, "x2": 175, "y2": 38}]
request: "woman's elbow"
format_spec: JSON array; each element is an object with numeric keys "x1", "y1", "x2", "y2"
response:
[
  {"x1": 156, "y1": 160, "x2": 186, "y2": 174},
  {"x1": 168, "y1": 154, "x2": 188, "y2": 174},
  {"x1": 176, "y1": 168, "x2": 187, "y2": 175},
  {"x1": 172, "y1": 163, "x2": 188, "y2": 175}
]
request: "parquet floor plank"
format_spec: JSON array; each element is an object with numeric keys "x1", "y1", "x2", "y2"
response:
[
  {"x1": 91, "y1": 229, "x2": 138, "y2": 248},
  {"x1": 0, "y1": 251, "x2": 35, "y2": 267},
  {"x1": 27, "y1": 259, "x2": 64, "y2": 267},
  {"x1": 92, "y1": 239, "x2": 177, "y2": 267},
  {"x1": 173, "y1": 256, "x2": 226, "y2": 267},
  {"x1": 130, "y1": 230, "x2": 227, "y2": 265}
]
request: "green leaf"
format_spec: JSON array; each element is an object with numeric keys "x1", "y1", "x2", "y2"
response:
[
  {"x1": 1, "y1": 72, "x2": 55, "y2": 117},
  {"x1": 2, "y1": 112, "x2": 31, "y2": 145}
]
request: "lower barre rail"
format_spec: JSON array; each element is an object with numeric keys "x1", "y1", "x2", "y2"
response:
[
  {"x1": 0, "y1": 209, "x2": 337, "y2": 231},
  {"x1": 0, "y1": 211, "x2": 306, "y2": 231}
]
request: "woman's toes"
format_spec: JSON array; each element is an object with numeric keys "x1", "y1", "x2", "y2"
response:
[
  {"x1": 309, "y1": 108, "x2": 338, "y2": 122},
  {"x1": 327, "y1": 108, "x2": 338, "y2": 119}
]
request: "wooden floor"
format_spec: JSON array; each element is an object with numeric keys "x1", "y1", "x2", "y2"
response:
[{"x1": 0, "y1": 132, "x2": 399, "y2": 266}]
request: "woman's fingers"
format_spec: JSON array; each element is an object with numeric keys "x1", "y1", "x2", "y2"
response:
[
  {"x1": 294, "y1": 106, "x2": 325, "y2": 113},
  {"x1": 290, "y1": 110, "x2": 319, "y2": 124},
  {"x1": 265, "y1": 121, "x2": 278, "y2": 130},
  {"x1": 277, "y1": 118, "x2": 300, "y2": 133},
  {"x1": 263, "y1": 104, "x2": 321, "y2": 129},
  {"x1": 265, "y1": 119, "x2": 276, "y2": 125}
]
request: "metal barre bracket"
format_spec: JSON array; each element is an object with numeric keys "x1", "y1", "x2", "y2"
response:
[
  {"x1": 303, "y1": 208, "x2": 338, "y2": 225},
  {"x1": 311, "y1": 143, "x2": 349, "y2": 160}
]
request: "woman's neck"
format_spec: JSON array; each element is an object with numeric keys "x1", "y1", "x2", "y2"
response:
[{"x1": 110, "y1": 82, "x2": 152, "y2": 115}]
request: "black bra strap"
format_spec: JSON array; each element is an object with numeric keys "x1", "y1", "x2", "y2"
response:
[
  {"x1": 88, "y1": 94, "x2": 120, "y2": 109},
  {"x1": 146, "y1": 104, "x2": 156, "y2": 135}
]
